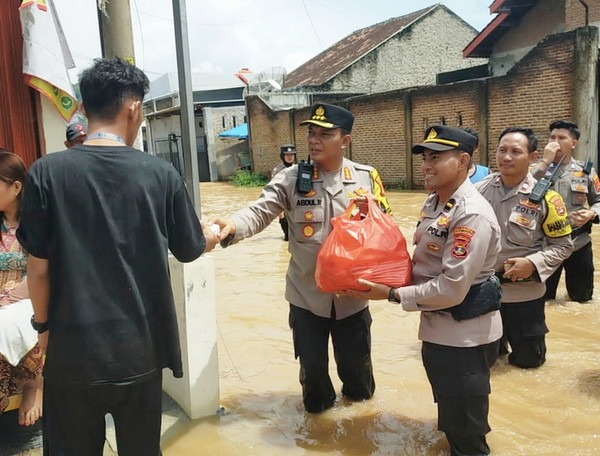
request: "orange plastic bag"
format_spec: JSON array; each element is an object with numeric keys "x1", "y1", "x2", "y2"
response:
[{"x1": 315, "y1": 199, "x2": 412, "y2": 292}]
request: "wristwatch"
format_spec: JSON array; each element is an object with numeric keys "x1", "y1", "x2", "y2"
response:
[
  {"x1": 30, "y1": 316, "x2": 49, "y2": 334},
  {"x1": 388, "y1": 287, "x2": 401, "y2": 303}
]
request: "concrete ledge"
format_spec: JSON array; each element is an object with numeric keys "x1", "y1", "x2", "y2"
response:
[{"x1": 163, "y1": 254, "x2": 220, "y2": 420}]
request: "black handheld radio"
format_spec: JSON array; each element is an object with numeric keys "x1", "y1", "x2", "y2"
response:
[
  {"x1": 583, "y1": 157, "x2": 594, "y2": 175},
  {"x1": 529, "y1": 156, "x2": 565, "y2": 204},
  {"x1": 296, "y1": 158, "x2": 313, "y2": 194}
]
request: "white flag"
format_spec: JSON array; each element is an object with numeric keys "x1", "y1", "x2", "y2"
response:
[{"x1": 20, "y1": 0, "x2": 77, "y2": 121}]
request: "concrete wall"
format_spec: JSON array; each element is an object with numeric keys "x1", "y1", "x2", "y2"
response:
[
  {"x1": 247, "y1": 27, "x2": 598, "y2": 189},
  {"x1": 316, "y1": 6, "x2": 483, "y2": 94},
  {"x1": 204, "y1": 106, "x2": 246, "y2": 180},
  {"x1": 40, "y1": 97, "x2": 68, "y2": 154}
]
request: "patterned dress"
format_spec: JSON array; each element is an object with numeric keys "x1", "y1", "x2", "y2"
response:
[{"x1": 0, "y1": 221, "x2": 43, "y2": 413}]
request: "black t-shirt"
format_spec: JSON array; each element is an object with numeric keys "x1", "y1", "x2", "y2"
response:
[{"x1": 17, "y1": 145, "x2": 205, "y2": 385}]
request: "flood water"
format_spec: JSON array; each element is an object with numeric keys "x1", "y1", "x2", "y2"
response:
[{"x1": 162, "y1": 183, "x2": 600, "y2": 456}]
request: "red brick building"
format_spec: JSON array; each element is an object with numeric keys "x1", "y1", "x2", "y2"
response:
[{"x1": 248, "y1": 0, "x2": 599, "y2": 189}]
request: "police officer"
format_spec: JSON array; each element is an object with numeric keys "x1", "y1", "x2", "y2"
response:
[
  {"x1": 352, "y1": 125, "x2": 502, "y2": 456},
  {"x1": 271, "y1": 144, "x2": 297, "y2": 241},
  {"x1": 531, "y1": 120, "x2": 600, "y2": 302},
  {"x1": 211, "y1": 103, "x2": 391, "y2": 413},
  {"x1": 476, "y1": 127, "x2": 574, "y2": 368}
]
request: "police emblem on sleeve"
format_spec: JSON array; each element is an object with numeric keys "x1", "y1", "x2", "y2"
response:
[
  {"x1": 451, "y1": 226, "x2": 475, "y2": 259},
  {"x1": 543, "y1": 191, "x2": 572, "y2": 238},
  {"x1": 592, "y1": 174, "x2": 600, "y2": 192}
]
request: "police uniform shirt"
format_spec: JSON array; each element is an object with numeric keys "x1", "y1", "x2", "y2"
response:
[
  {"x1": 271, "y1": 163, "x2": 287, "y2": 179},
  {"x1": 227, "y1": 157, "x2": 391, "y2": 320},
  {"x1": 476, "y1": 172, "x2": 574, "y2": 303},
  {"x1": 545, "y1": 158, "x2": 600, "y2": 251},
  {"x1": 397, "y1": 179, "x2": 503, "y2": 348}
]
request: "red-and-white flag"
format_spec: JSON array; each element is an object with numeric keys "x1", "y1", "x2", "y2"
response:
[{"x1": 20, "y1": 0, "x2": 77, "y2": 121}]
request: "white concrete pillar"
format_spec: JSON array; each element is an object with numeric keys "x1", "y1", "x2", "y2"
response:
[{"x1": 163, "y1": 255, "x2": 220, "y2": 419}]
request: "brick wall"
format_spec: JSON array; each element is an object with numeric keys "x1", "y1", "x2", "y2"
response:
[
  {"x1": 247, "y1": 96, "x2": 294, "y2": 177},
  {"x1": 411, "y1": 83, "x2": 481, "y2": 187},
  {"x1": 487, "y1": 31, "x2": 575, "y2": 168},
  {"x1": 566, "y1": 0, "x2": 600, "y2": 30},
  {"x1": 349, "y1": 96, "x2": 407, "y2": 189},
  {"x1": 248, "y1": 28, "x2": 591, "y2": 189}
]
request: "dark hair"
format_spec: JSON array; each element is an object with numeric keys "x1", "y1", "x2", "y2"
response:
[
  {"x1": 0, "y1": 151, "x2": 27, "y2": 225},
  {"x1": 461, "y1": 127, "x2": 479, "y2": 148},
  {"x1": 499, "y1": 127, "x2": 538, "y2": 153},
  {"x1": 79, "y1": 58, "x2": 149, "y2": 121},
  {"x1": 549, "y1": 120, "x2": 580, "y2": 140}
]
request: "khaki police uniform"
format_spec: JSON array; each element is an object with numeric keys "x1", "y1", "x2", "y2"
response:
[
  {"x1": 397, "y1": 179, "x2": 501, "y2": 456},
  {"x1": 271, "y1": 163, "x2": 287, "y2": 179},
  {"x1": 532, "y1": 158, "x2": 600, "y2": 301},
  {"x1": 226, "y1": 157, "x2": 391, "y2": 412},
  {"x1": 476, "y1": 172, "x2": 574, "y2": 367}
]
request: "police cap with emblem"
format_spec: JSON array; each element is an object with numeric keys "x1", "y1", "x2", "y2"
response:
[
  {"x1": 412, "y1": 125, "x2": 477, "y2": 155},
  {"x1": 299, "y1": 103, "x2": 354, "y2": 133},
  {"x1": 280, "y1": 144, "x2": 296, "y2": 154}
]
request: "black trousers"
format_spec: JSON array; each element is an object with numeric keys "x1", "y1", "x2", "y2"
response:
[
  {"x1": 43, "y1": 372, "x2": 163, "y2": 456},
  {"x1": 288, "y1": 304, "x2": 375, "y2": 413},
  {"x1": 422, "y1": 341, "x2": 499, "y2": 456},
  {"x1": 500, "y1": 297, "x2": 548, "y2": 368},
  {"x1": 544, "y1": 240, "x2": 594, "y2": 302}
]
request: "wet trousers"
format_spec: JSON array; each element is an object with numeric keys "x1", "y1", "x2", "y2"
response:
[
  {"x1": 422, "y1": 340, "x2": 499, "y2": 456},
  {"x1": 43, "y1": 372, "x2": 163, "y2": 456},
  {"x1": 289, "y1": 304, "x2": 375, "y2": 413},
  {"x1": 544, "y1": 241, "x2": 594, "y2": 303},
  {"x1": 500, "y1": 297, "x2": 548, "y2": 368}
]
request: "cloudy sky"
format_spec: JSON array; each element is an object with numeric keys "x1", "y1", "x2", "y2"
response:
[{"x1": 53, "y1": 0, "x2": 493, "y2": 82}]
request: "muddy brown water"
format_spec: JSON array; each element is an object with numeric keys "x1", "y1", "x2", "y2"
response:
[{"x1": 162, "y1": 183, "x2": 600, "y2": 456}]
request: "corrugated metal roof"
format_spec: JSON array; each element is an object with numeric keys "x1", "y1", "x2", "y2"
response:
[{"x1": 283, "y1": 5, "x2": 438, "y2": 88}]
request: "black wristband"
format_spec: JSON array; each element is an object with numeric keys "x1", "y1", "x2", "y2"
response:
[
  {"x1": 388, "y1": 287, "x2": 399, "y2": 303},
  {"x1": 30, "y1": 315, "x2": 49, "y2": 334}
]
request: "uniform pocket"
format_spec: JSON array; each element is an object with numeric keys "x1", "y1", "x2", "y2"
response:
[
  {"x1": 507, "y1": 211, "x2": 537, "y2": 246},
  {"x1": 570, "y1": 178, "x2": 588, "y2": 206},
  {"x1": 292, "y1": 207, "x2": 324, "y2": 244}
]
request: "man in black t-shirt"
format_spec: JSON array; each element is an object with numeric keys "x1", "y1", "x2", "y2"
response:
[{"x1": 17, "y1": 58, "x2": 217, "y2": 456}]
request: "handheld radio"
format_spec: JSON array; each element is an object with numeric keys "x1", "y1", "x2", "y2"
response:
[
  {"x1": 296, "y1": 158, "x2": 313, "y2": 194},
  {"x1": 529, "y1": 156, "x2": 565, "y2": 204},
  {"x1": 583, "y1": 157, "x2": 594, "y2": 175}
]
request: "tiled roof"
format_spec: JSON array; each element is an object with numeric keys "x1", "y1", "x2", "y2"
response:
[{"x1": 283, "y1": 5, "x2": 438, "y2": 88}]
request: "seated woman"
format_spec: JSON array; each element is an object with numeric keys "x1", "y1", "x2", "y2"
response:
[{"x1": 0, "y1": 150, "x2": 43, "y2": 426}]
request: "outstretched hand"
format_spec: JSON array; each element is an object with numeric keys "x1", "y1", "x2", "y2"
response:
[
  {"x1": 208, "y1": 217, "x2": 236, "y2": 242},
  {"x1": 343, "y1": 278, "x2": 391, "y2": 301},
  {"x1": 200, "y1": 222, "x2": 219, "y2": 253}
]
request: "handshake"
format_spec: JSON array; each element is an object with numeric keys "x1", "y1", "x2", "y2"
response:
[{"x1": 200, "y1": 218, "x2": 236, "y2": 254}]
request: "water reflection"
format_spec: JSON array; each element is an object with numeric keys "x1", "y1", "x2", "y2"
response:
[{"x1": 163, "y1": 183, "x2": 600, "y2": 456}]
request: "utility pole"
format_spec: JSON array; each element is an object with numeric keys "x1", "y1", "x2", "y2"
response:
[
  {"x1": 97, "y1": 0, "x2": 135, "y2": 64},
  {"x1": 172, "y1": 0, "x2": 201, "y2": 216}
]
